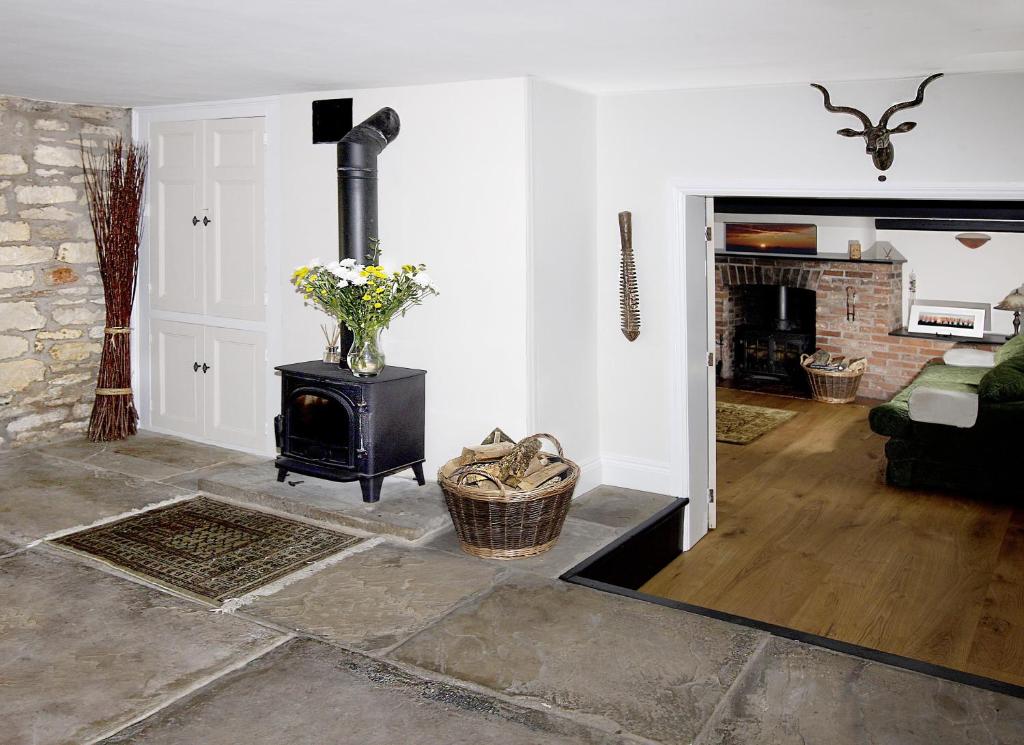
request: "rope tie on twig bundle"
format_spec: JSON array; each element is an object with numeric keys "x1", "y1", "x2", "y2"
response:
[
  {"x1": 103, "y1": 326, "x2": 131, "y2": 345},
  {"x1": 95, "y1": 387, "x2": 133, "y2": 396}
]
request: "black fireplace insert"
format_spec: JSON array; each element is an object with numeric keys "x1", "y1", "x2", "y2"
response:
[{"x1": 733, "y1": 285, "x2": 816, "y2": 388}]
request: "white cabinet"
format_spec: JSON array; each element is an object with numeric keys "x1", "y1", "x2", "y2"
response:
[
  {"x1": 150, "y1": 320, "x2": 266, "y2": 451},
  {"x1": 146, "y1": 116, "x2": 268, "y2": 452},
  {"x1": 150, "y1": 118, "x2": 265, "y2": 321}
]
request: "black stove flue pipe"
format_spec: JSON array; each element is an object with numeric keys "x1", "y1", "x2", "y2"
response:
[{"x1": 337, "y1": 107, "x2": 401, "y2": 263}]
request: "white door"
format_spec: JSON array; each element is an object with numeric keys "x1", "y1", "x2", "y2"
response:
[
  {"x1": 705, "y1": 197, "x2": 717, "y2": 529},
  {"x1": 150, "y1": 319, "x2": 205, "y2": 437},
  {"x1": 681, "y1": 194, "x2": 714, "y2": 544},
  {"x1": 150, "y1": 121, "x2": 204, "y2": 313},
  {"x1": 204, "y1": 118, "x2": 265, "y2": 321},
  {"x1": 203, "y1": 326, "x2": 266, "y2": 450}
]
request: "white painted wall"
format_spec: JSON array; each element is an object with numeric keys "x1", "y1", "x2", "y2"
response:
[
  {"x1": 279, "y1": 78, "x2": 531, "y2": 473},
  {"x1": 527, "y1": 79, "x2": 600, "y2": 488},
  {"x1": 876, "y1": 229, "x2": 1024, "y2": 336},
  {"x1": 597, "y1": 71, "x2": 1024, "y2": 486}
]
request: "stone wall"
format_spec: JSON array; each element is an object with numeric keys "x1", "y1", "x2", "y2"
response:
[
  {"x1": 715, "y1": 254, "x2": 999, "y2": 401},
  {"x1": 0, "y1": 96, "x2": 130, "y2": 448}
]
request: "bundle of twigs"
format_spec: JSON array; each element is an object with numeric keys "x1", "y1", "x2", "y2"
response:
[{"x1": 82, "y1": 137, "x2": 148, "y2": 441}]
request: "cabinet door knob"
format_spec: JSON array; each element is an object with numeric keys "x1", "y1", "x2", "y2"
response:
[
  {"x1": 192, "y1": 216, "x2": 199, "y2": 226},
  {"x1": 202, "y1": 363, "x2": 211, "y2": 373},
  {"x1": 193, "y1": 361, "x2": 200, "y2": 372},
  {"x1": 202, "y1": 216, "x2": 211, "y2": 226}
]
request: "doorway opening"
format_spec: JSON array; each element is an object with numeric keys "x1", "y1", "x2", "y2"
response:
[{"x1": 567, "y1": 191, "x2": 1024, "y2": 697}]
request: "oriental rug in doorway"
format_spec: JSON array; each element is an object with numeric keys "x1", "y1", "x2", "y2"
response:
[
  {"x1": 716, "y1": 401, "x2": 797, "y2": 445},
  {"x1": 52, "y1": 496, "x2": 363, "y2": 602}
]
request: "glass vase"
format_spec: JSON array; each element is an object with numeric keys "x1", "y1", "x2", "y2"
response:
[
  {"x1": 323, "y1": 345, "x2": 341, "y2": 364},
  {"x1": 347, "y1": 327, "x2": 385, "y2": 377}
]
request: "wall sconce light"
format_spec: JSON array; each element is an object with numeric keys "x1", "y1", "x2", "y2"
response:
[
  {"x1": 846, "y1": 287, "x2": 857, "y2": 322},
  {"x1": 955, "y1": 232, "x2": 990, "y2": 249}
]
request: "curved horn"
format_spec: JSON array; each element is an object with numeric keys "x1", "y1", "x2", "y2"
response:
[
  {"x1": 878, "y1": 73, "x2": 943, "y2": 127},
  {"x1": 810, "y1": 83, "x2": 872, "y2": 129}
]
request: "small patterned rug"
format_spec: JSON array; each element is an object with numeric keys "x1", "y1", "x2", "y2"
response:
[
  {"x1": 53, "y1": 497, "x2": 363, "y2": 602},
  {"x1": 717, "y1": 402, "x2": 797, "y2": 445}
]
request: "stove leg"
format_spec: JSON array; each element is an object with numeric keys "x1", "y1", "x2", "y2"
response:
[
  {"x1": 276, "y1": 467, "x2": 288, "y2": 483},
  {"x1": 360, "y1": 475, "x2": 384, "y2": 503},
  {"x1": 412, "y1": 462, "x2": 426, "y2": 486}
]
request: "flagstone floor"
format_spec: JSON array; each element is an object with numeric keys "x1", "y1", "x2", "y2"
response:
[{"x1": 1, "y1": 433, "x2": 1022, "y2": 744}]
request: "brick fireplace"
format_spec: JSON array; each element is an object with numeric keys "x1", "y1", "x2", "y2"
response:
[{"x1": 715, "y1": 253, "x2": 998, "y2": 401}]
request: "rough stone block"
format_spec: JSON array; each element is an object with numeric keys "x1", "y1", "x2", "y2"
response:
[
  {"x1": 0, "y1": 358, "x2": 45, "y2": 394},
  {"x1": 50, "y1": 341, "x2": 100, "y2": 361},
  {"x1": 52, "y1": 304, "x2": 102, "y2": 325},
  {"x1": 0, "y1": 154, "x2": 28, "y2": 176},
  {"x1": 0, "y1": 269, "x2": 35, "y2": 289},
  {"x1": 18, "y1": 205, "x2": 75, "y2": 221},
  {"x1": 0, "y1": 301, "x2": 45, "y2": 330},
  {"x1": 246, "y1": 544, "x2": 506, "y2": 652},
  {"x1": 34, "y1": 118, "x2": 69, "y2": 131},
  {"x1": 0, "y1": 550, "x2": 283, "y2": 744},
  {"x1": 0, "y1": 334, "x2": 28, "y2": 359},
  {"x1": 0, "y1": 244, "x2": 53, "y2": 265},
  {"x1": 15, "y1": 184, "x2": 76, "y2": 204},
  {"x1": 7, "y1": 408, "x2": 69, "y2": 433},
  {"x1": 36, "y1": 328, "x2": 81, "y2": 340},
  {"x1": 45, "y1": 266, "x2": 78, "y2": 284},
  {"x1": 0, "y1": 220, "x2": 30, "y2": 242},
  {"x1": 57, "y1": 241, "x2": 96, "y2": 263},
  {"x1": 391, "y1": 574, "x2": 767, "y2": 744},
  {"x1": 32, "y1": 144, "x2": 80, "y2": 167}
]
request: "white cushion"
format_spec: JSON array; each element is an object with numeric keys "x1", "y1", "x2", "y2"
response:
[
  {"x1": 942, "y1": 348, "x2": 996, "y2": 368},
  {"x1": 908, "y1": 387, "x2": 979, "y2": 428}
]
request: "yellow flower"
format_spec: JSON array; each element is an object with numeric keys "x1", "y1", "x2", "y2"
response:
[
  {"x1": 375, "y1": 287, "x2": 385, "y2": 294},
  {"x1": 292, "y1": 266, "x2": 309, "y2": 280},
  {"x1": 362, "y1": 294, "x2": 371, "y2": 301},
  {"x1": 374, "y1": 302, "x2": 382, "y2": 309}
]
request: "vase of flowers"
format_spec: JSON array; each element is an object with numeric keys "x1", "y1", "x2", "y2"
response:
[{"x1": 292, "y1": 244, "x2": 437, "y2": 377}]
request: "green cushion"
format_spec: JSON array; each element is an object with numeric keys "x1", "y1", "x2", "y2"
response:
[
  {"x1": 996, "y1": 334, "x2": 1024, "y2": 365},
  {"x1": 979, "y1": 355, "x2": 1024, "y2": 402}
]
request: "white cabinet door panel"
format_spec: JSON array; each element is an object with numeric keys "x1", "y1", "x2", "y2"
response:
[
  {"x1": 150, "y1": 320, "x2": 204, "y2": 437},
  {"x1": 203, "y1": 326, "x2": 266, "y2": 450},
  {"x1": 204, "y1": 118, "x2": 265, "y2": 321},
  {"x1": 150, "y1": 121, "x2": 203, "y2": 313}
]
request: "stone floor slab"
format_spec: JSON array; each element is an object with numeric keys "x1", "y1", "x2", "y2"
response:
[
  {"x1": 0, "y1": 549, "x2": 284, "y2": 745},
  {"x1": 570, "y1": 485, "x2": 678, "y2": 531},
  {"x1": 391, "y1": 574, "x2": 767, "y2": 744},
  {"x1": 426, "y1": 517, "x2": 619, "y2": 578},
  {"x1": 244, "y1": 544, "x2": 505, "y2": 652},
  {"x1": 199, "y1": 462, "x2": 449, "y2": 541},
  {"x1": 47, "y1": 431, "x2": 257, "y2": 480},
  {"x1": 102, "y1": 638, "x2": 618, "y2": 744},
  {"x1": 0, "y1": 535, "x2": 19, "y2": 556},
  {"x1": 697, "y1": 636, "x2": 1024, "y2": 745},
  {"x1": 0, "y1": 453, "x2": 191, "y2": 546}
]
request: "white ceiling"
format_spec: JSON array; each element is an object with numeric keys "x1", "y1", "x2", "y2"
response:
[{"x1": 2, "y1": 0, "x2": 1024, "y2": 106}]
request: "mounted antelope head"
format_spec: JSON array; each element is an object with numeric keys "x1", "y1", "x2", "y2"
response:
[{"x1": 811, "y1": 73, "x2": 943, "y2": 180}]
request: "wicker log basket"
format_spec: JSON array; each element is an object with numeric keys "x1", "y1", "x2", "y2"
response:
[
  {"x1": 438, "y1": 433, "x2": 579, "y2": 560},
  {"x1": 801, "y1": 354, "x2": 868, "y2": 404}
]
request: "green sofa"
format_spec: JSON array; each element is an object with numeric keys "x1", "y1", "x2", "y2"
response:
[{"x1": 869, "y1": 335, "x2": 1024, "y2": 493}]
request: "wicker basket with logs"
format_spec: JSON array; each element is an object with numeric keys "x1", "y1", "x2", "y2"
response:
[
  {"x1": 800, "y1": 354, "x2": 868, "y2": 404},
  {"x1": 438, "y1": 431, "x2": 579, "y2": 559}
]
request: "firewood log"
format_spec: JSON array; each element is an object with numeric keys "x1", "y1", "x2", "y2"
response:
[{"x1": 516, "y1": 462, "x2": 570, "y2": 491}]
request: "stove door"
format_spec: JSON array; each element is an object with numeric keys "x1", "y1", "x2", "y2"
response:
[{"x1": 281, "y1": 386, "x2": 358, "y2": 469}]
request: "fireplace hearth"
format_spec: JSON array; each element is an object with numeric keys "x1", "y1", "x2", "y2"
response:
[{"x1": 274, "y1": 362, "x2": 426, "y2": 503}]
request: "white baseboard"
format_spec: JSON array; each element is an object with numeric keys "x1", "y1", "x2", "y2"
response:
[
  {"x1": 599, "y1": 454, "x2": 672, "y2": 495},
  {"x1": 573, "y1": 456, "x2": 603, "y2": 498}
]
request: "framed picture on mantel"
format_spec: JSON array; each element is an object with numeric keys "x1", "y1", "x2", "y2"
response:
[
  {"x1": 725, "y1": 223, "x2": 817, "y2": 256},
  {"x1": 908, "y1": 303, "x2": 986, "y2": 339}
]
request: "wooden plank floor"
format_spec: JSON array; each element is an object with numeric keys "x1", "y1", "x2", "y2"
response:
[{"x1": 641, "y1": 387, "x2": 1024, "y2": 687}]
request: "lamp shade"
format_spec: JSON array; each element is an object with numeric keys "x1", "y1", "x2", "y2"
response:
[{"x1": 995, "y1": 286, "x2": 1024, "y2": 311}]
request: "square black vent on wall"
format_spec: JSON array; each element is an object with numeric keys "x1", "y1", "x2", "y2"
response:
[{"x1": 312, "y1": 98, "x2": 354, "y2": 144}]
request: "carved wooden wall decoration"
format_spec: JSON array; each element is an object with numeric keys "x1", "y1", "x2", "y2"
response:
[{"x1": 618, "y1": 211, "x2": 641, "y2": 341}]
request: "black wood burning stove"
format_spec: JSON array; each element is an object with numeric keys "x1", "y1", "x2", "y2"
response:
[
  {"x1": 734, "y1": 285, "x2": 816, "y2": 389},
  {"x1": 274, "y1": 362, "x2": 426, "y2": 503}
]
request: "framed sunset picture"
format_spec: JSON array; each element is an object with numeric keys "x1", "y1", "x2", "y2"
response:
[{"x1": 725, "y1": 223, "x2": 817, "y2": 256}]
